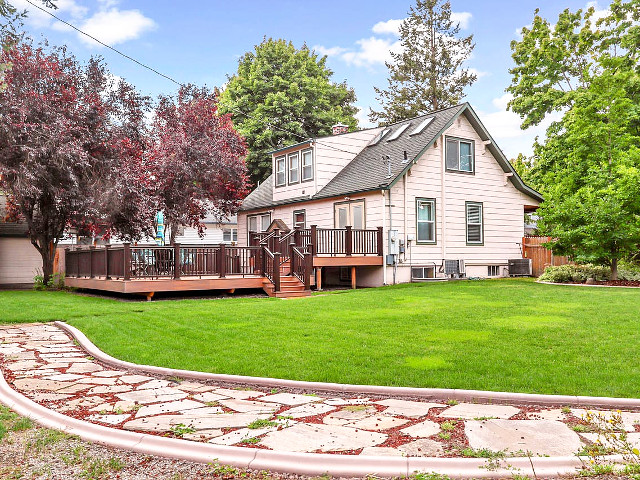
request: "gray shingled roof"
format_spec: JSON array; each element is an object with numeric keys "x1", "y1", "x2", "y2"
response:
[{"x1": 239, "y1": 103, "x2": 542, "y2": 212}]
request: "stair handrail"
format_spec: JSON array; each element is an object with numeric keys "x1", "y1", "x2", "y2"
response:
[
  {"x1": 291, "y1": 246, "x2": 312, "y2": 290},
  {"x1": 262, "y1": 246, "x2": 280, "y2": 292}
]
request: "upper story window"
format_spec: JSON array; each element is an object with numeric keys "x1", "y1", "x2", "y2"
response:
[
  {"x1": 446, "y1": 137, "x2": 474, "y2": 173},
  {"x1": 275, "y1": 156, "x2": 286, "y2": 186},
  {"x1": 288, "y1": 152, "x2": 299, "y2": 184},
  {"x1": 301, "y1": 149, "x2": 313, "y2": 181}
]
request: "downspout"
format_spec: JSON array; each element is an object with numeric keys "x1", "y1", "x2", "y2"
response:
[
  {"x1": 389, "y1": 188, "x2": 396, "y2": 285},
  {"x1": 441, "y1": 135, "x2": 447, "y2": 264},
  {"x1": 403, "y1": 173, "x2": 407, "y2": 265},
  {"x1": 381, "y1": 189, "x2": 387, "y2": 285}
]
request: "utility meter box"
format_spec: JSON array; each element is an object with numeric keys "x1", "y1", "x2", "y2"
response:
[{"x1": 388, "y1": 229, "x2": 399, "y2": 255}]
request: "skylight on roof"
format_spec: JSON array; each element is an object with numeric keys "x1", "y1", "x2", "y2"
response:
[
  {"x1": 386, "y1": 123, "x2": 411, "y2": 141},
  {"x1": 368, "y1": 128, "x2": 391, "y2": 146},
  {"x1": 409, "y1": 117, "x2": 434, "y2": 136}
]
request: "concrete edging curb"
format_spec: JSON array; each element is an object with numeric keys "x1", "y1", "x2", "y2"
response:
[
  {"x1": 0, "y1": 322, "x2": 626, "y2": 477},
  {"x1": 55, "y1": 321, "x2": 640, "y2": 410}
]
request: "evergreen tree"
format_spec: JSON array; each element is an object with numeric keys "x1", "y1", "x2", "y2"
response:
[
  {"x1": 370, "y1": 0, "x2": 476, "y2": 124},
  {"x1": 219, "y1": 38, "x2": 358, "y2": 185}
]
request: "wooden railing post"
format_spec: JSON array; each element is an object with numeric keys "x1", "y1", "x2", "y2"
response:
[
  {"x1": 273, "y1": 252, "x2": 281, "y2": 292},
  {"x1": 310, "y1": 225, "x2": 317, "y2": 256},
  {"x1": 64, "y1": 248, "x2": 71, "y2": 277},
  {"x1": 376, "y1": 227, "x2": 384, "y2": 256},
  {"x1": 219, "y1": 244, "x2": 226, "y2": 278},
  {"x1": 89, "y1": 246, "x2": 95, "y2": 278},
  {"x1": 104, "y1": 245, "x2": 110, "y2": 279},
  {"x1": 293, "y1": 228, "x2": 300, "y2": 247},
  {"x1": 345, "y1": 226, "x2": 353, "y2": 256},
  {"x1": 173, "y1": 243, "x2": 181, "y2": 279},
  {"x1": 123, "y1": 243, "x2": 131, "y2": 280},
  {"x1": 304, "y1": 252, "x2": 312, "y2": 290}
]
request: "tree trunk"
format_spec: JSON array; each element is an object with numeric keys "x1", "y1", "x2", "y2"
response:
[
  {"x1": 611, "y1": 257, "x2": 618, "y2": 281},
  {"x1": 168, "y1": 222, "x2": 177, "y2": 245},
  {"x1": 38, "y1": 240, "x2": 56, "y2": 285}
]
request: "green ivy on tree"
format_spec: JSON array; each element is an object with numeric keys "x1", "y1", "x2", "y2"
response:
[
  {"x1": 369, "y1": 0, "x2": 476, "y2": 125},
  {"x1": 219, "y1": 38, "x2": 358, "y2": 186},
  {"x1": 508, "y1": 0, "x2": 640, "y2": 279}
]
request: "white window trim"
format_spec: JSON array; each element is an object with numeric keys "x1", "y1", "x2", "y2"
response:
[
  {"x1": 275, "y1": 155, "x2": 286, "y2": 186},
  {"x1": 301, "y1": 148, "x2": 313, "y2": 182},
  {"x1": 288, "y1": 152, "x2": 300, "y2": 184}
]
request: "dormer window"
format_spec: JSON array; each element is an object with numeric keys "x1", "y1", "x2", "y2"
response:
[
  {"x1": 275, "y1": 155, "x2": 286, "y2": 186},
  {"x1": 301, "y1": 149, "x2": 313, "y2": 181},
  {"x1": 288, "y1": 152, "x2": 299, "y2": 184}
]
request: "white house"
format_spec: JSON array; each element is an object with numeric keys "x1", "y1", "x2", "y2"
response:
[{"x1": 238, "y1": 103, "x2": 541, "y2": 288}]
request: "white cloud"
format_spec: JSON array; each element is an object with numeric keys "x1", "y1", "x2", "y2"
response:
[
  {"x1": 372, "y1": 18, "x2": 403, "y2": 35},
  {"x1": 586, "y1": 1, "x2": 610, "y2": 22},
  {"x1": 341, "y1": 37, "x2": 401, "y2": 67},
  {"x1": 314, "y1": 45, "x2": 347, "y2": 57},
  {"x1": 355, "y1": 105, "x2": 374, "y2": 129},
  {"x1": 13, "y1": 0, "x2": 155, "y2": 48},
  {"x1": 76, "y1": 8, "x2": 156, "y2": 47},
  {"x1": 451, "y1": 11, "x2": 472, "y2": 29}
]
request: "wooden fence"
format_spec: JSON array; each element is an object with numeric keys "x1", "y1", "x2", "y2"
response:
[{"x1": 522, "y1": 236, "x2": 570, "y2": 277}]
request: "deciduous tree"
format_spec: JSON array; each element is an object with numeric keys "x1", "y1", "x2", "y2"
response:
[
  {"x1": 219, "y1": 38, "x2": 358, "y2": 185},
  {"x1": 370, "y1": 0, "x2": 476, "y2": 124},
  {"x1": 0, "y1": 41, "x2": 155, "y2": 283},
  {"x1": 508, "y1": 0, "x2": 640, "y2": 278},
  {"x1": 150, "y1": 84, "x2": 249, "y2": 244}
]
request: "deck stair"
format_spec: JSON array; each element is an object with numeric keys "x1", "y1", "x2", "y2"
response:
[{"x1": 262, "y1": 259, "x2": 311, "y2": 298}]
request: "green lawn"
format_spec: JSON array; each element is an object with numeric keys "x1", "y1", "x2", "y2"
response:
[{"x1": 1, "y1": 279, "x2": 639, "y2": 398}]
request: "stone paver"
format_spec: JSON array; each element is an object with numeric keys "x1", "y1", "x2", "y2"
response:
[
  {"x1": 135, "y1": 399, "x2": 205, "y2": 418},
  {"x1": 118, "y1": 374, "x2": 154, "y2": 384},
  {"x1": 123, "y1": 413, "x2": 270, "y2": 432},
  {"x1": 218, "y1": 398, "x2": 280, "y2": 414},
  {"x1": 398, "y1": 438, "x2": 444, "y2": 457},
  {"x1": 191, "y1": 392, "x2": 228, "y2": 403},
  {"x1": 465, "y1": 419, "x2": 582, "y2": 456},
  {"x1": 116, "y1": 387, "x2": 188, "y2": 404},
  {"x1": 281, "y1": 402, "x2": 335, "y2": 419},
  {"x1": 376, "y1": 399, "x2": 445, "y2": 418},
  {"x1": 260, "y1": 423, "x2": 387, "y2": 452},
  {"x1": 66, "y1": 362, "x2": 103, "y2": 374},
  {"x1": 209, "y1": 427, "x2": 274, "y2": 446},
  {"x1": 400, "y1": 419, "x2": 441, "y2": 438},
  {"x1": 349, "y1": 414, "x2": 410, "y2": 431},
  {"x1": 527, "y1": 409, "x2": 567, "y2": 421},
  {"x1": 212, "y1": 388, "x2": 265, "y2": 399},
  {"x1": 572, "y1": 409, "x2": 640, "y2": 432},
  {"x1": 439, "y1": 403, "x2": 520, "y2": 420},
  {"x1": 260, "y1": 393, "x2": 322, "y2": 406},
  {"x1": 88, "y1": 413, "x2": 131, "y2": 425},
  {"x1": 323, "y1": 406, "x2": 377, "y2": 425}
]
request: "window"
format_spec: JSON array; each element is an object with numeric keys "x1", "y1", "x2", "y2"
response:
[
  {"x1": 248, "y1": 213, "x2": 272, "y2": 233},
  {"x1": 410, "y1": 117, "x2": 433, "y2": 136},
  {"x1": 293, "y1": 210, "x2": 306, "y2": 229},
  {"x1": 223, "y1": 228, "x2": 238, "y2": 243},
  {"x1": 416, "y1": 198, "x2": 436, "y2": 243},
  {"x1": 488, "y1": 265, "x2": 500, "y2": 277},
  {"x1": 334, "y1": 200, "x2": 365, "y2": 229},
  {"x1": 288, "y1": 152, "x2": 299, "y2": 184},
  {"x1": 301, "y1": 149, "x2": 313, "y2": 181},
  {"x1": 466, "y1": 202, "x2": 483, "y2": 245},
  {"x1": 387, "y1": 123, "x2": 411, "y2": 141},
  {"x1": 445, "y1": 137, "x2": 474, "y2": 173},
  {"x1": 275, "y1": 156, "x2": 286, "y2": 186},
  {"x1": 412, "y1": 266, "x2": 435, "y2": 280},
  {"x1": 368, "y1": 128, "x2": 391, "y2": 146}
]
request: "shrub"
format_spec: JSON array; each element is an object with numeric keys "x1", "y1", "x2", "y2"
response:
[
  {"x1": 538, "y1": 264, "x2": 611, "y2": 283},
  {"x1": 618, "y1": 261, "x2": 640, "y2": 281},
  {"x1": 33, "y1": 272, "x2": 66, "y2": 291}
]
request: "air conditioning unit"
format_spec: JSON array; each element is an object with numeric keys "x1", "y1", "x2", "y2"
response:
[
  {"x1": 444, "y1": 259, "x2": 465, "y2": 278},
  {"x1": 508, "y1": 258, "x2": 532, "y2": 276}
]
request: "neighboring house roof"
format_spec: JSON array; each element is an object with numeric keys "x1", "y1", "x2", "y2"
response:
[
  {"x1": 240, "y1": 103, "x2": 543, "y2": 212},
  {"x1": 0, "y1": 222, "x2": 29, "y2": 237}
]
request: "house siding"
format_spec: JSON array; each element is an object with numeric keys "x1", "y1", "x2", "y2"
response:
[{"x1": 0, "y1": 237, "x2": 42, "y2": 286}]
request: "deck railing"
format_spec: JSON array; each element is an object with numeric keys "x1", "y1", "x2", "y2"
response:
[
  {"x1": 65, "y1": 244, "x2": 263, "y2": 280},
  {"x1": 291, "y1": 246, "x2": 312, "y2": 289},
  {"x1": 249, "y1": 225, "x2": 383, "y2": 257},
  {"x1": 262, "y1": 247, "x2": 280, "y2": 292}
]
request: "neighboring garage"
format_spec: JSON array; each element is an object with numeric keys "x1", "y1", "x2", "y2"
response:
[{"x1": 0, "y1": 223, "x2": 42, "y2": 289}]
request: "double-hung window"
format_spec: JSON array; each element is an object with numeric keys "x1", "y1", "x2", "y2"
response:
[
  {"x1": 466, "y1": 202, "x2": 483, "y2": 245},
  {"x1": 288, "y1": 152, "x2": 299, "y2": 184},
  {"x1": 416, "y1": 198, "x2": 436, "y2": 244},
  {"x1": 446, "y1": 137, "x2": 474, "y2": 173},
  {"x1": 222, "y1": 228, "x2": 238, "y2": 243},
  {"x1": 275, "y1": 156, "x2": 286, "y2": 186},
  {"x1": 301, "y1": 149, "x2": 313, "y2": 181},
  {"x1": 248, "y1": 213, "x2": 272, "y2": 233},
  {"x1": 293, "y1": 210, "x2": 306, "y2": 229}
]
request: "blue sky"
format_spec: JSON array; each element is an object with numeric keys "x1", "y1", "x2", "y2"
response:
[{"x1": 14, "y1": 0, "x2": 610, "y2": 158}]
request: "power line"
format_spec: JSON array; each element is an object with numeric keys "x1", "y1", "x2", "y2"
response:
[
  {"x1": 23, "y1": 0, "x2": 184, "y2": 87},
  {"x1": 21, "y1": 0, "x2": 365, "y2": 156}
]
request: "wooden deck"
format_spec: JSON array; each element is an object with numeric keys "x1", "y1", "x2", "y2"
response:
[{"x1": 64, "y1": 226, "x2": 383, "y2": 298}]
